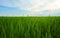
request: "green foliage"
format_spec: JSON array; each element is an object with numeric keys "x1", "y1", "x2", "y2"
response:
[{"x1": 0, "y1": 17, "x2": 60, "y2": 38}]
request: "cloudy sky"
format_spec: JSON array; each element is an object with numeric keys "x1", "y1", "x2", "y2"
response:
[{"x1": 0, "y1": 0, "x2": 60, "y2": 16}]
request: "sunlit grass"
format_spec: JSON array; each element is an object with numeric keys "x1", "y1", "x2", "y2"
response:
[{"x1": 0, "y1": 17, "x2": 60, "y2": 38}]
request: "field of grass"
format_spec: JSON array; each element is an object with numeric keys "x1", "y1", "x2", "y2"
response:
[{"x1": 0, "y1": 17, "x2": 60, "y2": 38}]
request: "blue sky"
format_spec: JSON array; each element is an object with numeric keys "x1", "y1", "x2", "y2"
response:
[{"x1": 0, "y1": 0, "x2": 60, "y2": 16}]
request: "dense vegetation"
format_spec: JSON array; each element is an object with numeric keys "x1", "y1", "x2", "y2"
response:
[{"x1": 0, "y1": 17, "x2": 60, "y2": 38}]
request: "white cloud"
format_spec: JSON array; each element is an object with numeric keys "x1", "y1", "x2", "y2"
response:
[{"x1": 0, "y1": 0, "x2": 60, "y2": 16}]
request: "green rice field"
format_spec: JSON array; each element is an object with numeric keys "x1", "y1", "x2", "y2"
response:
[{"x1": 0, "y1": 17, "x2": 60, "y2": 38}]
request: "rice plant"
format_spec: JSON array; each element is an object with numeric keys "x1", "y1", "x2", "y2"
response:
[{"x1": 0, "y1": 16, "x2": 60, "y2": 38}]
